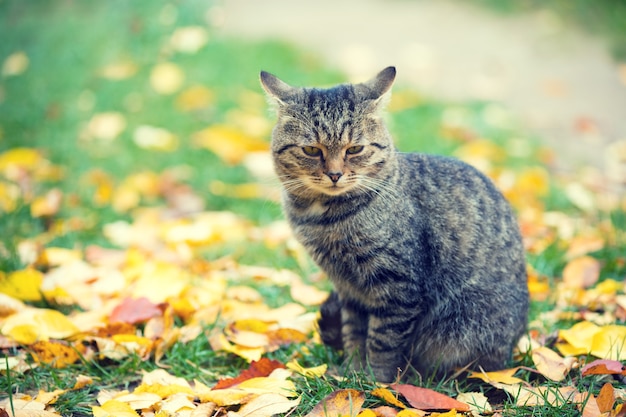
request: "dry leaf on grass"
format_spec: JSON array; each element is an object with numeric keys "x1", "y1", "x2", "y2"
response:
[
  {"x1": 305, "y1": 389, "x2": 366, "y2": 417},
  {"x1": 391, "y1": 384, "x2": 469, "y2": 412}
]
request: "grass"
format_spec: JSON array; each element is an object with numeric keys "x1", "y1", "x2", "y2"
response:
[{"x1": 1, "y1": 1, "x2": 625, "y2": 416}]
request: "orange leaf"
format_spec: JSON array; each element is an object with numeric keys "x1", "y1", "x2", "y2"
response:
[
  {"x1": 371, "y1": 388, "x2": 407, "y2": 409},
  {"x1": 581, "y1": 359, "x2": 626, "y2": 376},
  {"x1": 562, "y1": 256, "x2": 601, "y2": 288},
  {"x1": 390, "y1": 384, "x2": 469, "y2": 412},
  {"x1": 305, "y1": 389, "x2": 366, "y2": 417},
  {"x1": 30, "y1": 340, "x2": 81, "y2": 369},
  {"x1": 214, "y1": 358, "x2": 286, "y2": 389},
  {"x1": 370, "y1": 406, "x2": 399, "y2": 417},
  {"x1": 109, "y1": 297, "x2": 162, "y2": 324},
  {"x1": 596, "y1": 383, "x2": 615, "y2": 413}
]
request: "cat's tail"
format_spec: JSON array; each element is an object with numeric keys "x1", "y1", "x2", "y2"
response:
[{"x1": 317, "y1": 291, "x2": 344, "y2": 350}]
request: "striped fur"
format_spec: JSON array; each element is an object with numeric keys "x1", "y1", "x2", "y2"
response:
[{"x1": 260, "y1": 67, "x2": 528, "y2": 382}]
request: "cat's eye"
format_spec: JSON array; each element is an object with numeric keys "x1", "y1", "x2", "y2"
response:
[
  {"x1": 302, "y1": 146, "x2": 322, "y2": 157},
  {"x1": 346, "y1": 145, "x2": 364, "y2": 155}
]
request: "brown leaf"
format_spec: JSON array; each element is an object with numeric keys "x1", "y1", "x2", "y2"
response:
[
  {"x1": 531, "y1": 346, "x2": 575, "y2": 381},
  {"x1": 214, "y1": 358, "x2": 286, "y2": 389},
  {"x1": 305, "y1": 389, "x2": 366, "y2": 417},
  {"x1": 581, "y1": 359, "x2": 626, "y2": 376},
  {"x1": 390, "y1": 384, "x2": 469, "y2": 412},
  {"x1": 596, "y1": 383, "x2": 615, "y2": 413},
  {"x1": 109, "y1": 297, "x2": 162, "y2": 324}
]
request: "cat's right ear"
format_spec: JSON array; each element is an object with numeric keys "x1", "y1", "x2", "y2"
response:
[{"x1": 260, "y1": 71, "x2": 295, "y2": 105}]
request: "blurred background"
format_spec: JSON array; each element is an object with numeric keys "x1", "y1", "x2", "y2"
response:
[{"x1": 1, "y1": 0, "x2": 625, "y2": 233}]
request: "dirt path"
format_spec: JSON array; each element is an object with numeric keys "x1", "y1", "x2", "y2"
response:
[{"x1": 216, "y1": 0, "x2": 626, "y2": 175}]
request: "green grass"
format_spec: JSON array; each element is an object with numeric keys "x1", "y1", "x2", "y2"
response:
[{"x1": 1, "y1": 1, "x2": 625, "y2": 416}]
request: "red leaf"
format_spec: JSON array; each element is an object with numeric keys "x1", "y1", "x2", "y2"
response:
[
  {"x1": 581, "y1": 359, "x2": 626, "y2": 376},
  {"x1": 109, "y1": 297, "x2": 162, "y2": 324},
  {"x1": 214, "y1": 358, "x2": 286, "y2": 389},
  {"x1": 390, "y1": 384, "x2": 469, "y2": 412}
]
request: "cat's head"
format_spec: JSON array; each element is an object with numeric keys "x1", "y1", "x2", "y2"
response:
[{"x1": 260, "y1": 67, "x2": 397, "y2": 198}]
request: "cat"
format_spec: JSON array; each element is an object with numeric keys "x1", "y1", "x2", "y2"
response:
[{"x1": 260, "y1": 66, "x2": 529, "y2": 382}]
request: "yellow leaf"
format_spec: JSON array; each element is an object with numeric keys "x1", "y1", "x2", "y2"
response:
[
  {"x1": 92, "y1": 400, "x2": 140, "y2": 417},
  {"x1": 30, "y1": 340, "x2": 81, "y2": 369},
  {"x1": 133, "y1": 125, "x2": 178, "y2": 152},
  {"x1": 150, "y1": 62, "x2": 184, "y2": 94},
  {"x1": 0, "y1": 180, "x2": 20, "y2": 212},
  {"x1": 192, "y1": 124, "x2": 269, "y2": 164},
  {"x1": 2, "y1": 51, "x2": 29, "y2": 76},
  {"x1": 175, "y1": 85, "x2": 214, "y2": 111},
  {"x1": 169, "y1": 26, "x2": 209, "y2": 53},
  {"x1": 467, "y1": 367, "x2": 525, "y2": 385},
  {"x1": 1, "y1": 308, "x2": 79, "y2": 344},
  {"x1": 230, "y1": 393, "x2": 301, "y2": 417},
  {"x1": 209, "y1": 332, "x2": 264, "y2": 362},
  {"x1": 357, "y1": 410, "x2": 378, "y2": 417},
  {"x1": 197, "y1": 388, "x2": 253, "y2": 406},
  {"x1": 41, "y1": 247, "x2": 83, "y2": 266},
  {"x1": 73, "y1": 375, "x2": 94, "y2": 390},
  {"x1": 590, "y1": 325, "x2": 626, "y2": 361},
  {"x1": 559, "y1": 321, "x2": 600, "y2": 353},
  {"x1": 30, "y1": 188, "x2": 63, "y2": 218},
  {"x1": 81, "y1": 112, "x2": 127, "y2": 142},
  {"x1": 0, "y1": 268, "x2": 44, "y2": 301},
  {"x1": 113, "y1": 392, "x2": 161, "y2": 410},
  {"x1": 99, "y1": 60, "x2": 138, "y2": 80},
  {"x1": 159, "y1": 392, "x2": 196, "y2": 413},
  {"x1": 531, "y1": 346, "x2": 575, "y2": 382},
  {"x1": 286, "y1": 359, "x2": 328, "y2": 378},
  {"x1": 372, "y1": 387, "x2": 407, "y2": 409},
  {"x1": 131, "y1": 261, "x2": 190, "y2": 303},
  {"x1": 396, "y1": 409, "x2": 427, "y2": 417},
  {"x1": 134, "y1": 383, "x2": 194, "y2": 399},
  {"x1": 0, "y1": 148, "x2": 42, "y2": 174}
]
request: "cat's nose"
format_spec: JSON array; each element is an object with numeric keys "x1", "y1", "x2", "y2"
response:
[{"x1": 326, "y1": 172, "x2": 343, "y2": 183}]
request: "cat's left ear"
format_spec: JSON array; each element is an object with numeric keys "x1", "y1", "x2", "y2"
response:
[
  {"x1": 260, "y1": 71, "x2": 296, "y2": 105},
  {"x1": 359, "y1": 66, "x2": 396, "y2": 104}
]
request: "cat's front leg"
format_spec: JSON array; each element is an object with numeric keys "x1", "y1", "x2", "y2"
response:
[
  {"x1": 340, "y1": 302, "x2": 368, "y2": 372},
  {"x1": 366, "y1": 315, "x2": 415, "y2": 383}
]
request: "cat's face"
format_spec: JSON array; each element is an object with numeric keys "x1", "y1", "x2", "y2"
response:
[{"x1": 261, "y1": 67, "x2": 397, "y2": 198}]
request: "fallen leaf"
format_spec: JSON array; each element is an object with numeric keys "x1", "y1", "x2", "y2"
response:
[
  {"x1": 2, "y1": 51, "x2": 29, "y2": 76},
  {"x1": 370, "y1": 406, "x2": 399, "y2": 417},
  {"x1": 150, "y1": 62, "x2": 184, "y2": 94},
  {"x1": 510, "y1": 385, "x2": 578, "y2": 407},
  {"x1": 169, "y1": 26, "x2": 209, "y2": 53},
  {"x1": 0, "y1": 268, "x2": 44, "y2": 301},
  {"x1": 290, "y1": 277, "x2": 329, "y2": 306},
  {"x1": 109, "y1": 297, "x2": 162, "y2": 324},
  {"x1": 562, "y1": 256, "x2": 601, "y2": 288},
  {"x1": 175, "y1": 85, "x2": 214, "y2": 111},
  {"x1": 466, "y1": 367, "x2": 525, "y2": 385},
  {"x1": 30, "y1": 340, "x2": 81, "y2": 368},
  {"x1": 81, "y1": 112, "x2": 127, "y2": 142},
  {"x1": 596, "y1": 383, "x2": 615, "y2": 413},
  {"x1": 372, "y1": 388, "x2": 407, "y2": 409},
  {"x1": 133, "y1": 125, "x2": 178, "y2": 151},
  {"x1": 531, "y1": 346, "x2": 575, "y2": 381},
  {"x1": 192, "y1": 125, "x2": 269, "y2": 165},
  {"x1": 92, "y1": 400, "x2": 140, "y2": 417},
  {"x1": 214, "y1": 358, "x2": 286, "y2": 389},
  {"x1": 581, "y1": 359, "x2": 626, "y2": 376},
  {"x1": 229, "y1": 393, "x2": 301, "y2": 417},
  {"x1": 30, "y1": 188, "x2": 63, "y2": 218},
  {"x1": 590, "y1": 325, "x2": 626, "y2": 361},
  {"x1": 391, "y1": 384, "x2": 469, "y2": 412},
  {"x1": 286, "y1": 359, "x2": 327, "y2": 378},
  {"x1": 305, "y1": 389, "x2": 366, "y2": 417},
  {"x1": 455, "y1": 392, "x2": 492, "y2": 414},
  {"x1": 1, "y1": 308, "x2": 80, "y2": 344}
]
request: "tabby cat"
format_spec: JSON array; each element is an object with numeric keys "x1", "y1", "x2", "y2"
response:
[{"x1": 260, "y1": 66, "x2": 528, "y2": 382}]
